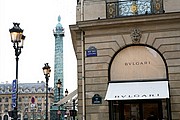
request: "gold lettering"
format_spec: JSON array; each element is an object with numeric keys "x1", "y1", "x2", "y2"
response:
[{"x1": 125, "y1": 61, "x2": 151, "y2": 66}]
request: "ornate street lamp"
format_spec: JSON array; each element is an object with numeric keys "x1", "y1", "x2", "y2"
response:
[
  {"x1": 56, "y1": 79, "x2": 62, "y2": 120},
  {"x1": 65, "y1": 89, "x2": 68, "y2": 97},
  {"x1": 42, "y1": 63, "x2": 51, "y2": 120},
  {"x1": 9, "y1": 23, "x2": 25, "y2": 120}
]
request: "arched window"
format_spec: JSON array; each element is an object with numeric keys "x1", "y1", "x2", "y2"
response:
[
  {"x1": 23, "y1": 113, "x2": 28, "y2": 120},
  {"x1": 3, "y1": 115, "x2": 8, "y2": 120},
  {"x1": 18, "y1": 114, "x2": 21, "y2": 120},
  {"x1": 106, "y1": 45, "x2": 169, "y2": 120}
]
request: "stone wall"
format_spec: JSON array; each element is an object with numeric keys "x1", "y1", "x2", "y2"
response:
[{"x1": 70, "y1": 12, "x2": 180, "y2": 120}]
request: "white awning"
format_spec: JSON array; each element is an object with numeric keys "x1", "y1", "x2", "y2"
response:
[{"x1": 105, "y1": 81, "x2": 169, "y2": 100}]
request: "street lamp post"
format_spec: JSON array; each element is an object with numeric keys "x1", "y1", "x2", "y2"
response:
[
  {"x1": 56, "y1": 79, "x2": 62, "y2": 120},
  {"x1": 9, "y1": 23, "x2": 25, "y2": 120},
  {"x1": 64, "y1": 89, "x2": 68, "y2": 120},
  {"x1": 42, "y1": 63, "x2": 51, "y2": 120},
  {"x1": 73, "y1": 99, "x2": 76, "y2": 120},
  {"x1": 65, "y1": 89, "x2": 68, "y2": 97}
]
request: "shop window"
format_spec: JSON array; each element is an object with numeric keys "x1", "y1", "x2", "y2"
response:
[
  {"x1": 124, "y1": 103, "x2": 140, "y2": 120},
  {"x1": 108, "y1": 45, "x2": 169, "y2": 120},
  {"x1": 110, "y1": 100, "x2": 163, "y2": 120}
]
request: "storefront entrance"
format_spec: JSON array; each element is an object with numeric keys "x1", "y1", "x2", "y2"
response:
[
  {"x1": 106, "y1": 46, "x2": 171, "y2": 120},
  {"x1": 111, "y1": 100, "x2": 163, "y2": 120}
]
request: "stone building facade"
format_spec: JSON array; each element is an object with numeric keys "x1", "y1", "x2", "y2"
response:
[
  {"x1": 0, "y1": 81, "x2": 54, "y2": 120},
  {"x1": 70, "y1": 0, "x2": 180, "y2": 120}
]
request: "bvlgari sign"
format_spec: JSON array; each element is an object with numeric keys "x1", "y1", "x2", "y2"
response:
[
  {"x1": 105, "y1": 81, "x2": 169, "y2": 100},
  {"x1": 125, "y1": 61, "x2": 151, "y2": 66},
  {"x1": 114, "y1": 93, "x2": 160, "y2": 99},
  {"x1": 111, "y1": 46, "x2": 166, "y2": 81}
]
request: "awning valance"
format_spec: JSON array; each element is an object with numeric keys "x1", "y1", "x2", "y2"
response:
[{"x1": 105, "y1": 81, "x2": 169, "y2": 100}]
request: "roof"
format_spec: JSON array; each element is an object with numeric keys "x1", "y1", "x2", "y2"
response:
[{"x1": 0, "y1": 81, "x2": 53, "y2": 94}]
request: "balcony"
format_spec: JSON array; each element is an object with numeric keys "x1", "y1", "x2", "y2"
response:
[{"x1": 106, "y1": 0, "x2": 164, "y2": 18}]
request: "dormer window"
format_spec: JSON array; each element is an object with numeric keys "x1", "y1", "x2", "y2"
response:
[
  {"x1": 24, "y1": 88, "x2": 30, "y2": 93},
  {"x1": 31, "y1": 87, "x2": 36, "y2": 93},
  {"x1": 0, "y1": 87, "x2": 4, "y2": 93},
  {"x1": 19, "y1": 86, "x2": 23, "y2": 93},
  {"x1": 37, "y1": 87, "x2": 43, "y2": 93}
]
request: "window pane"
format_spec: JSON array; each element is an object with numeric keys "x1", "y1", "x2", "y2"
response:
[
  {"x1": 112, "y1": 101, "x2": 120, "y2": 120},
  {"x1": 124, "y1": 104, "x2": 140, "y2": 120}
]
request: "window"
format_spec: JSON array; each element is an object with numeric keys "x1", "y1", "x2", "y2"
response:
[
  {"x1": 5, "y1": 97, "x2": 8, "y2": 102},
  {"x1": 24, "y1": 97, "x2": 28, "y2": 102},
  {"x1": 24, "y1": 104, "x2": 29, "y2": 112},
  {"x1": 37, "y1": 97, "x2": 42, "y2": 102},
  {"x1": 32, "y1": 87, "x2": 36, "y2": 93},
  {"x1": 110, "y1": 100, "x2": 165, "y2": 120},
  {"x1": 24, "y1": 88, "x2": 29, "y2": 93},
  {"x1": 18, "y1": 104, "x2": 22, "y2": 110},
  {"x1": 19, "y1": 97, "x2": 22, "y2": 102},
  {"x1": 3, "y1": 115, "x2": 8, "y2": 120},
  {"x1": 0, "y1": 105, "x2": 2, "y2": 112},
  {"x1": 37, "y1": 88, "x2": 43, "y2": 93},
  {"x1": 37, "y1": 103, "x2": 42, "y2": 112},
  {"x1": 4, "y1": 104, "x2": 8, "y2": 112}
]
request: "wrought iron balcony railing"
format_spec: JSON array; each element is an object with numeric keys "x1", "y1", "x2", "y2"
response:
[{"x1": 106, "y1": 0, "x2": 164, "y2": 18}]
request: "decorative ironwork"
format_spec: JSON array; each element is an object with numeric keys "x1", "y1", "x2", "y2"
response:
[
  {"x1": 152, "y1": 0, "x2": 164, "y2": 14},
  {"x1": 130, "y1": 28, "x2": 142, "y2": 44},
  {"x1": 107, "y1": 0, "x2": 164, "y2": 18}
]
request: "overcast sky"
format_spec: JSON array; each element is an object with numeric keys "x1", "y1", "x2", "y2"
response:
[{"x1": 0, "y1": 0, "x2": 77, "y2": 93}]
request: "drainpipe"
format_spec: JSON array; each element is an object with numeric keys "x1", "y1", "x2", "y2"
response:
[{"x1": 80, "y1": 0, "x2": 85, "y2": 120}]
